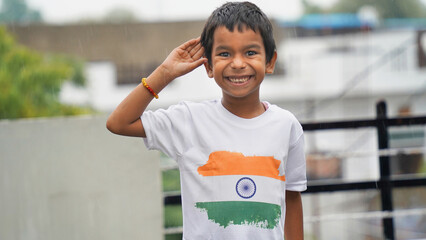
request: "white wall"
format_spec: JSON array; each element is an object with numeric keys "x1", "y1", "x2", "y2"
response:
[{"x1": 0, "y1": 116, "x2": 164, "y2": 240}]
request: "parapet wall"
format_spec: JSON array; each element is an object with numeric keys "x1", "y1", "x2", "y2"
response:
[{"x1": 0, "y1": 115, "x2": 163, "y2": 240}]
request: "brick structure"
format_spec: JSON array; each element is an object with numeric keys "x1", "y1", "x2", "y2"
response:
[{"x1": 7, "y1": 21, "x2": 285, "y2": 84}]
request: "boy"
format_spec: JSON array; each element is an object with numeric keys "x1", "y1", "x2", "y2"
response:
[{"x1": 107, "y1": 2, "x2": 306, "y2": 239}]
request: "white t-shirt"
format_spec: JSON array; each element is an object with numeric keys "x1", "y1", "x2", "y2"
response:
[{"x1": 141, "y1": 99, "x2": 306, "y2": 240}]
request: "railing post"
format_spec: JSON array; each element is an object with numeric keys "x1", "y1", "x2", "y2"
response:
[{"x1": 376, "y1": 101, "x2": 395, "y2": 240}]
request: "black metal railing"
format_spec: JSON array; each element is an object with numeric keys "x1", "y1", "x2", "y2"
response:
[
  {"x1": 303, "y1": 101, "x2": 426, "y2": 239},
  {"x1": 164, "y1": 100, "x2": 426, "y2": 240}
]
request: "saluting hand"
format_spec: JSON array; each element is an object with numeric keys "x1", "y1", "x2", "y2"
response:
[{"x1": 160, "y1": 37, "x2": 207, "y2": 81}]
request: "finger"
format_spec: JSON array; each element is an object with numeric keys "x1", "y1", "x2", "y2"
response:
[
  {"x1": 189, "y1": 41, "x2": 203, "y2": 57},
  {"x1": 192, "y1": 46, "x2": 205, "y2": 60},
  {"x1": 187, "y1": 57, "x2": 208, "y2": 71},
  {"x1": 180, "y1": 37, "x2": 200, "y2": 51}
]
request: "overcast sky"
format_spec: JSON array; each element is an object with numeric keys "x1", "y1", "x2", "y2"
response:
[{"x1": 25, "y1": 0, "x2": 339, "y2": 23}]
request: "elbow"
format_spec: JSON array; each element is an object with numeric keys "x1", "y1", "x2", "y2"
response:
[
  {"x1": 106, "y1": 115, "x2": 144, "y2": 137},
  {"x1": 106, "y1": 116, "x2": 120, "y2": 134}
]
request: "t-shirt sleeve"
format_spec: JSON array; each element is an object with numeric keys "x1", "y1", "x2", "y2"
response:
[
  {"x1": 285, "y1": 120, "x2": 307, "y2": 192},
  {"x1": 141, "y1": 102, "x2": 191, "y2": 161}
]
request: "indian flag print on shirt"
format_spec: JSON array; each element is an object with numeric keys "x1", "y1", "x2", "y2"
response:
[{"x1": 195, "y1": 151, "x2": 285, "y2": 229}]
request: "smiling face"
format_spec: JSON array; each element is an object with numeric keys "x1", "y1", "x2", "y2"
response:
[{"x1": 205, "y1": 25, "x2": 277, "y2": 105}]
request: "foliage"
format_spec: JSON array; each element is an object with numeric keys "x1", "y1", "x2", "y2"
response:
[
  {"x1": 164, "y1": 205, "x2": 183, "y2": 228},
  {"x1": 0, "y1": 27, "x2": 91, "y2": 119},
  {"x1": 165, "y1": 234, "x2": 183, "y2": 240},
  {"x1": 102, "y1": 7, "x2": 139, "y2": 23},
  {"x1": 0, "y1": 0, "x2": 42, "y2": 23},
  {"x1": 162, "y1": 169, "x2": 181, "y2": 192},
  {"x1": 303, "y1": 0, "x2": 426, "y2": 19},
  {"x1": 77, "y1": 7, "x2": 139, "y2": 24},
  {"x1": 302, "y1": 0, "x2": 326, "y2": 15},
  {"x1": 162, "y1": 168, "x2": 182, "y2": 233}
]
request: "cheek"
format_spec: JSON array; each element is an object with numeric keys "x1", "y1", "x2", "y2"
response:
[{"x1": 211, "y1": 62, "x2": 226, "y2": 74}]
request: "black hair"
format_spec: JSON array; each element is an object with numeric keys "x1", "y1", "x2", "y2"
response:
[{"x1": 200, "y1": 1, "x2": 276, "y2": 65}]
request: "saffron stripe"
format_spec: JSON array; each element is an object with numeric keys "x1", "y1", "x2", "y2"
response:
[{"x1": 197, "y1": 151, "x2": 285, "y2": 181}]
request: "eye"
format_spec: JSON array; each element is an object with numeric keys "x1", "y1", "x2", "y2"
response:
[
  {"x1": 246, "y1": 51, "x2": 257, "y2": 56},
  {"x1": 218, "y1": 52, "x2": 230, "y2": 57}
]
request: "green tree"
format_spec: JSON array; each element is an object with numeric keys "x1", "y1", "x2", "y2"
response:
[
  {"x1": 77, "y1": 7, "x2": 138, "y2": 24},
  {"x1": 0, "y1": 0, "x2": 42, "y2": 23},
  {"x1": 0, "y1": 27, "x2": 90, "y2": 119},
  {"x1": 103, "y1": 7, "x2": 138, "y2": 23},
  {"x1": 303, "y1": 0, "x2": 426, "y2": 19},
  {"x1": 302, "y1": 0, "x2": 325, "y2": 15}
]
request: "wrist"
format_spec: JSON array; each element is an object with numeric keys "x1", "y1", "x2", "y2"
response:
[{"x1": 155, "y1": 63, "x2": 177, "y2": 84}]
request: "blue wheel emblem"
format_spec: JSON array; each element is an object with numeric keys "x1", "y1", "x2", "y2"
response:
[{"x1": 236, "y1": 177, "x2": 256, "y2": 199}]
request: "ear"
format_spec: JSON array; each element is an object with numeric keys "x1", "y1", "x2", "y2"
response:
[
  {"x1": 265, "y1": 51, "x2": 278, "y2": 74},
  {"x1": 204, "y1": 61, "x2": 214, "y2": 78}
]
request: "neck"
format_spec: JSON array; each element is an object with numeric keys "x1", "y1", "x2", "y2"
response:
[{"x1": 221, "y1": 97, "x2": 265, "y2": 119}]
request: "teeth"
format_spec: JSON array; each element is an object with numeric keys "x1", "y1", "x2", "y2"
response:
[{"x1": 228, "y1": 76, "x2": 249, "y2": 83}]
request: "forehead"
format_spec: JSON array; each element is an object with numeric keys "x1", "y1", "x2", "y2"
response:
[{"x1": 212, "y1": 25, "x2": 264, "y2": 49}]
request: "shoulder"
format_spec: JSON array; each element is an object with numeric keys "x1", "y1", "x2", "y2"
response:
[
  {"x1": 180, "y1": 99, "x2": 219, "y2": 109},
  {"x1": 171, "y1": 99, "x2": 219, "y2": 116},
  {"x1": 145, "y1": 99, "x2": 218, "y2": 116},
  {"x1": 266, "y1": 103, "x2": 304, "y2": 141},
  {"x1": 267, "y1": 103, "x2": 300, "y2": 125}
]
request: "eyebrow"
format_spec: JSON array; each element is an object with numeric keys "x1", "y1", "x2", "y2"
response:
[
  {"x1": 214, "y1": 46, "x2": 229, "y2": 52},
  {"x1": 245, "y1": 44, "x2": 262, "y2": 50},
  {"x1": 214, "y1": 44, "x2": 262, "y2": 52}
]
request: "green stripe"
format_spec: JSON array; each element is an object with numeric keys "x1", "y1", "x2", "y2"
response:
[{"x1": 195, "y1": 201, "x2": 281, "y2": 229}]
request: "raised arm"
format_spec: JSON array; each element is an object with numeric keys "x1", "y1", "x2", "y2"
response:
[{"x1": 106, "y1": 37, "x2": 207, "y2": 137}]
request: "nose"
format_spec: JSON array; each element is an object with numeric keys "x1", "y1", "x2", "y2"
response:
[{"x1": 231, "y1": 54, "x2": 246, "y2": 69}]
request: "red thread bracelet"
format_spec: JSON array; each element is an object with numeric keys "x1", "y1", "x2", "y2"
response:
[{"x1": 141, "y1": 78, "x2": 159, "y2": 99}]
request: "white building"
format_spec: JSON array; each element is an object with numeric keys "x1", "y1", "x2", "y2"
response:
[{"x1": 61, "y1": 28, "x2": 426, "y2": 117}]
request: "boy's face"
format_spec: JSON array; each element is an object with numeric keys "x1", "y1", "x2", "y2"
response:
[{"x1": 204, "y1": 25, "x2": 277, "y2": 103}]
